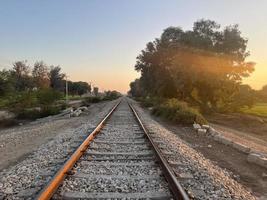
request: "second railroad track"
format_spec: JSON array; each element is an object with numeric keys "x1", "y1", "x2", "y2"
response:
[{"x1": 37, "y1": 98, "x2": 189, "y2": 200}]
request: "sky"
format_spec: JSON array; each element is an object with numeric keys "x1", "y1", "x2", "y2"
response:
[{"x1": 0, "y1": 0, "x2": 266, "y2": 93}]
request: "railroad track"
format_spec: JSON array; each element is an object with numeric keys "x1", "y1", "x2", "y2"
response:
[{"x1": 37, "y1": 99, "x2": 189, "y2": 200}]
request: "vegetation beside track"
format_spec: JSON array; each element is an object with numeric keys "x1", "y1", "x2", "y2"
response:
[
  {"x1": 0, "y1": 61, "x2": 121, "y2": 125},
  {"x1": 136, "y1": 97, "x2": 207, "y2": 125},
  {"x1": 129, "y1": 19, "x2": 267, "y2": 127},
  {"x1": 240, "y1": 103, "x2": 267, "y2": 118}
]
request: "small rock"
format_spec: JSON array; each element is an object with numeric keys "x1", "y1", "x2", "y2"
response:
[
  {"x1": 179, "y1": 172, "x2": 194, "y2": 179},
  {"x1": 202, "y1": 124, "x2": 210, "y2": 130},
  {"x1": 208, "y1": 144, "x2": 212, "y2": 148},
  {"x1": 4, "y1": 187, "x2": 13, "y2": 194},
  {"x1": 197, "y1": 128, "x2": 207, "y2": 134},
  {"x1": 193, "y1": 123, "x2": 201, "y2": 130}
]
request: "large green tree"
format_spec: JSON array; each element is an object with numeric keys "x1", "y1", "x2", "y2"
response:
[{"x1": 133, "y1": 19, "x2": 255, "y2": 112}]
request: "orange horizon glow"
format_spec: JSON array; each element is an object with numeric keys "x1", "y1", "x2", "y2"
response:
[{"x1": 68, "y1": 63, "x2": 266, "y2": 94}]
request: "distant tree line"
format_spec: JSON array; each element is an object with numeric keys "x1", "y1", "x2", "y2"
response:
[
  {"x1": 68, "y1": 81, "x2": 91, "y2": 97},
  {"x1": 0, "y1": 60, "x2": 91, "y2": 118},
  {"x1": 129, "y1": 19, "x2": 264, "y2": 113},
  {"x1": 0, "y1": 60, "x2": 91, "y2": 97}
]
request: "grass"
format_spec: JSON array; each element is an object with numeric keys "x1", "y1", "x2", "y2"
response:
[
  {"x1": 67, "y1": 95, "x2": 85, "y2": 100},
  {"x1": 241, "y1": 103, "x2": 267, "y2": 117}
]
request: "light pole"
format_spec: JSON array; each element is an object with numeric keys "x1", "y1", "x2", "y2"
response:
[{"x1": 65, "y1": 75, "x2": 69, "y2": 104}]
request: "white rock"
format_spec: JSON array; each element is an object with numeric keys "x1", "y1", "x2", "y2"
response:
[
  {"x1": 77, "y1": 106, "x2": 88, "y2": 111},
  {"x1": 208, "y1": 127, "x2": 219, "y2": 136},
  {"x1": 193, "y1": 123, "x2": 201, "y2": 130},
  {"x1": 197, "y1": 128, "x2": 207, "y2": 134}
]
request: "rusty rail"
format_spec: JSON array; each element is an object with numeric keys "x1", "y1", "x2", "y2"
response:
[
  {"x1": 128, "y1": 102, "x2": 190, "y2": 200},
  {"x1": 36, "y1": 100, "x2": 121, "y2": 200}
]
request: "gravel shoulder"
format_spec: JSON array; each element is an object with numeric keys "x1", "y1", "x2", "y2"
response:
[
  {"x1": 0, "y1": 101, "x2": 116, "y2": 171},
  {"x1": 0, "y1": 99, "x2": 119, "y2": 199},
  {"x1": 130, "y1": 100, "x2": 258, "y2": 199}
]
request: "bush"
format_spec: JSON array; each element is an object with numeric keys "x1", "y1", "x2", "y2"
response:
[
  {"x1": 37, "y1": 88, "x2": 62, "y2": 106},
  {"x1": 17, "y1": 106, "x2": 61, "y2": 119},
  {"x1": 135, "y1": 96, "x2": 163, "y2": 108},
  {"x1": 6, "y1": 91, "x2": 38, "y2": 113},
  {"x1": 152, "y1": 98, "x2": 207, "y2": 125},
  {"x1": 83, "y1": 96, "x2": 102, "y2": 105},
  {"x1": 102, "y1": 91, "x2": 121, "y2": 101}
]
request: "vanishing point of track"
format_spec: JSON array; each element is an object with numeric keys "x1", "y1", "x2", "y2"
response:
[{"x1": 37, "y1": 98, "x2": 189, "y2": 200}]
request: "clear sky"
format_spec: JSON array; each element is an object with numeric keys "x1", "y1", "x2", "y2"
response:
[{"x1": 0, "y1": 0, "x2": 266, "y2": 93}]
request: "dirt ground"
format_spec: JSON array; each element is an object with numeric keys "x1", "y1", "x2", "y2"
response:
[
  {"x1": 206, "y1": 112, "x2": 267, "y2": 143},
  {"x1": 150, "y1": 114, "x2": 267, "y2": 198}
]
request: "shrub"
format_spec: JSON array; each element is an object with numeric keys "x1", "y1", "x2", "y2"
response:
[
  {"x1": 6, "y1": 91, "x2": 38, "y2": 113},
  {"x1": 83, "y1": 96, "x2": 102, "y2": 105},
  {"x1": 37, "y1": 88, "x2": 62, "y2": 106},
  {"x1": 152, "y1": 98, "x2": 207, "y2": 125},
  {"x1": 136, "y1": 96, "x2": 163, "y2": 108},
  {"x1": 17, "y1": 106, "x2": 61, "y2": 119},
  {"x1": 102, "y1": 91, "x2": 121, "y2": 101}
]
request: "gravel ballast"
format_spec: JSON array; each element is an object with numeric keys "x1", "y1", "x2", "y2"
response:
[
  {"x1": 0, "y1": 98, "x2": 258, "y2": 199},
  {"x1": 0, "y1": 100, "x2": 119, "y2": 199},
  {"x1": 56, "y1": 100, "x2": 172, "y2": 199},
  {"x1": 131, "y1": 100, "x2": 256, "y2": 200}
]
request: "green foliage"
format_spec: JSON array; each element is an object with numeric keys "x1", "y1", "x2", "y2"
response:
[
  {"x1": 68, "y1": 81, "x2": 91, "y2": 96},
  {"x1": 49, "y1": 66, "x2": 65, "y2": 91},
  {"x1": 152, "y1": 98, "x2": 207, "y2": 125},
  {"x1": 83, "y1": 96, "x2": 102, "y2": 105},
  {"x1": 93, "y1": 87, "x2": 99, "y2": 96},
  {"x1": 17, "y1": 106, "x2": 61, "y2": 119},
  {"x1": 257, "y1": 85, "x2": 267, "y2": 103},
  {"x1": 32, "y1": 61, "x2": 50, "y2": 89},
  {"x1": 12, "y1": 61, "x2": 34, "y2": 91},
  {"x1": 241, "y1": 103, "x2": 267, "y2": 117},
  {"x1": 131, "y1": 19, "x2": 255, "y2": 113},
  {"x1": 129, "y1": 79, "x2": 145, "y2": 97},
  {"x1": 6, "y1": 91, "x2": 38, "y2": 113},
  {"x1": 102, "y1": 90, "x2": 121, "y2": 101},
  {"x1": 0, "y1": 60, "x2": 93, "y2": 121},
  {"x1": 36, "y1": 88, "x2": 62, "y2": 106},
  {"x1": 137, "y1": 96, "x2": 163, "y2": 108},
  {"x1": 0, "y1": 69, "x2": 14, "y2": 96}
]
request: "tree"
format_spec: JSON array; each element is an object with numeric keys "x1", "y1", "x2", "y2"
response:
[
  {"x1": 68, "y1": 81, "x2": 91, "y2": 96},
  {"x1": 36, "y1": 88, "x2": 62, "y2": 110},
  {"x1": 49, "y1": 66, "x2": 65, "y2": 91},
  {"x1": 11, "y1": 61, "x2": 33, "y2": 91},
  {"x1": 32, "y1": 61, "x2": 50, "y2": 89},
  {"x1": 0, "y1": 69, "x2": 14, "y2": 96},
  {"x1": 93, "y1": 87, "x2": 99, "y2": 96},
  {"x1": 104, "y1": 90, "x2": 121, "y2": 100},
  {"x1": 129, "y1": 79, "x2": 144, "y2": 97},
  {"x1": 258, "y1": 84, "x2": 267, "y2": 102},
  {"x1": 133, "y1": 19, "x2": 255, "y2": 112}
]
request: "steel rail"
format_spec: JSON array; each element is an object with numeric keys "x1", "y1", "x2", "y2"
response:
[
  {"x1": 128, "y1": 102, "x2": 190, "y2": 200},
  {"x1": 36, "y1": 100, "x2": 121, "y2": 200}
]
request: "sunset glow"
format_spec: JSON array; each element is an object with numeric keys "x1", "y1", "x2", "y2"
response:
[{"x1": 0, "y1": 0, "x2": 266, "y2": 93}]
